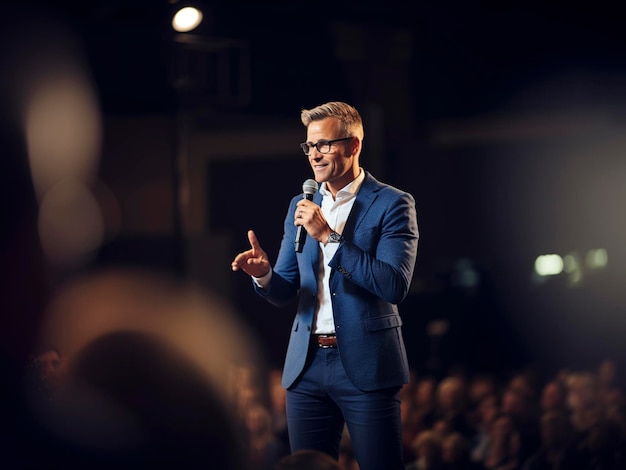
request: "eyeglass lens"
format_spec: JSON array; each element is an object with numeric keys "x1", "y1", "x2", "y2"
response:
[{"x1": 300, "y1": 141, "x2": 331, "y2": 155}]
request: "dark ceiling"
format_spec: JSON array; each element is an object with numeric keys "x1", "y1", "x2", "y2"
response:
[{"x1": 13, "y1": 0, "x2": 626, "y2": 118}]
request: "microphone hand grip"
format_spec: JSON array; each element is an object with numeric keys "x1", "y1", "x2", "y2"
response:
[{"x1": 294, "y1": 179, "x2": 318, "y2": 253}]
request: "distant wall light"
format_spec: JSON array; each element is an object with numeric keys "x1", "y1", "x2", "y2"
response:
[
  {"x1": 535, "y1": 254, "x2": 564, "y2": 276},
  {"x1": 172, "y1": 7, "x2": 203, "y2": 33},
  {"x1": 586, "y1": 248, "x2": 608, "y2": 269},
  {"x1": 563, "y1": 253, "x2": 579, "y2": 273},
  {"x1": 451, "y1": 257, "x2": 480, "y2": 289},
  {"x1": 562, "y1": 252, "x2": 583, "y2": 285}
]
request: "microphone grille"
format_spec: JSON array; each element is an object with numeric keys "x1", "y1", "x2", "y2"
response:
[{"x1": 302, "y1": 179, "x2": 318, "y2": 195}]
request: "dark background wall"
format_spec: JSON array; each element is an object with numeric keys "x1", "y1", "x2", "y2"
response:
[{"x1": 2, "y1": 0, "x2": 626, "y2": 383}]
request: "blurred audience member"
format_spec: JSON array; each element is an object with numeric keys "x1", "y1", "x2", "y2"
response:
[
  {"x1": 521, "y1": 410, "x2": 581, "y2": 470},
  {"x1": 338, "y1": 437, "x2": 360, "y2": 470},
  {"x1": 275, "y1": 449, "x2": 342, "y2": 470},
  {"x1": 416, "y1": 376, "x2": 439, "y2": 431},
  {"x1": 470, "y1": 393, "x2": 500, "y2": 464},
  {"x1": 597, "y1": 359, "x2": 617, "y2": 394},
  {"x1": 268, "y1": 368, "x2": 289, "y2": 448},
  {"x1": 404, "y1": 376, "x2": 439, "y2": 462},
  {"x1": 24, "y1": 345, "x2": 67, "y2": 405},
  {"x1": 539, "y1": 380, "x2": 567, "y2": 414},
  {"x1": 482, "y1": 414, "x2": 520, "y2": 470},
  {"x1": 435, "y1": 376, "x2": 472, "y2": 438},
  {"x1": 441, "y1": 432, "x2": 484, "y2": 470},
  {"x1": 406, "y1": 430, "x2": 444, "y2": 470},
  {"x1": 51, "y1": 330, "x2": 249, "y2": 468},
  {"x1": 21, "y1": 268, "x2": 263, "y2": 469},
  {"x1": 506, "y1": 371, "x2": 537, "y2": 404},
  {"x1": 433, "y1": 418, "x2": 454, "y2": 441},
  {"x1": 34, "y1": 346, "x2": 65, "y2": 390},
  {"x1": 606, "y1": 402, "x2": 626, "y2": 445},
  {"x1": 596, "y1": 359, "x2": 624, "y2": 415},
  {"x1": 468, "y1": 374, "x2": 498, "y2": 412},
  {"x1": 566, "y1": 372, "x2": 603, "y2": 438},
  {"x1": 245, "y1": 403, "x2": 290, "y2": 469},
  {"x1": 576, "y1": 418, "x2": 625, "y2": 470},
  {"x1": 500, "y1": 387, "x2": 540, "y2": 463}
]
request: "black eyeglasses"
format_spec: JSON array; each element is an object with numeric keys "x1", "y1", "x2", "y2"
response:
[{"x1": 300, "y1": 137, "x2": 353, "y2": 156}]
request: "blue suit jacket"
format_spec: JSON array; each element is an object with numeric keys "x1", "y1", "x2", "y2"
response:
[{"x1": 254, "y1": 172, "x2": 419, "y2": 391}]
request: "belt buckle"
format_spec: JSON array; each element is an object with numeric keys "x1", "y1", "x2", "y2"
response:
[{"x1": 317, "y1": 334, "x2": 337, "y2": 349}]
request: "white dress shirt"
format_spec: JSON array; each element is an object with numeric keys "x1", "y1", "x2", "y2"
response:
[{"x1": 313, "y1": 169, "x2": 365, "y2": 333}]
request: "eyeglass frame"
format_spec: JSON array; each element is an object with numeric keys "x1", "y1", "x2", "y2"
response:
[{"x1": 300, "y1": 136, "x2": 354, "y2": 156}]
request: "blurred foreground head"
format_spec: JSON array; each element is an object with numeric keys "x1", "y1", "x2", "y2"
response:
[
  {"x1": 275, "y1": 449, "x2": 341, "y2": 470},
  {"x1": 30, "y1": 268, "x2": 262, "y2": 468}
]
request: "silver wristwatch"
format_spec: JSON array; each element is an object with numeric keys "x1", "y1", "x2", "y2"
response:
[{"x1": 327, "y1": 230, "x2": 342, "y2": 244}]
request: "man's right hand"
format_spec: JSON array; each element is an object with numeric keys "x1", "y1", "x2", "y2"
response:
[{"x1": 231, "y1": 230, "x2": 270, "y2": 278}]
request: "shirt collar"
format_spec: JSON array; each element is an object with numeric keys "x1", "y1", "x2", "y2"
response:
[{"x1": 319, "y1": 168, "x2": 365, "y2": 199}]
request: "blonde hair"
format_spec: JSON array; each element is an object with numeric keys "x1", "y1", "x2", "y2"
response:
[{"x1": 300, "y1": 101, "x2": 364, "y2": 140}]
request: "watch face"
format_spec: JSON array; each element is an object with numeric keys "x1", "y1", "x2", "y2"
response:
[{"x1": 328, "y1": 231, "x2": 342, "y2": 243}]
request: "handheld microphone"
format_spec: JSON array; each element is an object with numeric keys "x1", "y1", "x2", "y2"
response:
[{"x1": 295, "y1": 179, "x2": 318, "y2": 253}]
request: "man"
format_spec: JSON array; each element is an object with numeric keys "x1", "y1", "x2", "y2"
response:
[
  {"x1": 30, "y1": 345, "x2": 66, "y2": 400},
  {"x1": 231, "y1": 101, "x2": 419, "y2": 469}
]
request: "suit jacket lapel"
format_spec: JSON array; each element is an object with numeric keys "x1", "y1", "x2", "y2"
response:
[{"x1": 343, "y1": 173, "x2": 380, "y2": 239}]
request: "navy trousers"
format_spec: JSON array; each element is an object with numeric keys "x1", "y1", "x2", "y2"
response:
[{"x1": 286, "y1": 346, "x2": 403, "y2": 470}]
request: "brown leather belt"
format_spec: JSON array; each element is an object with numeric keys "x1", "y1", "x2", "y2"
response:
[{"x1": 315, "y1": 334, "x2": 337, "y2": 348}]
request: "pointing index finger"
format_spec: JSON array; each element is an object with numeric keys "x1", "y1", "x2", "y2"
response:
[{"x1": 247, "y1": 230, "x2": 260, "y2": 253}]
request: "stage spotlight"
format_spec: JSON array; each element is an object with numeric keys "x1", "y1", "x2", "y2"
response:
[{"x1": 172, "y1": 6, "x2": 203, "y2": 33}]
